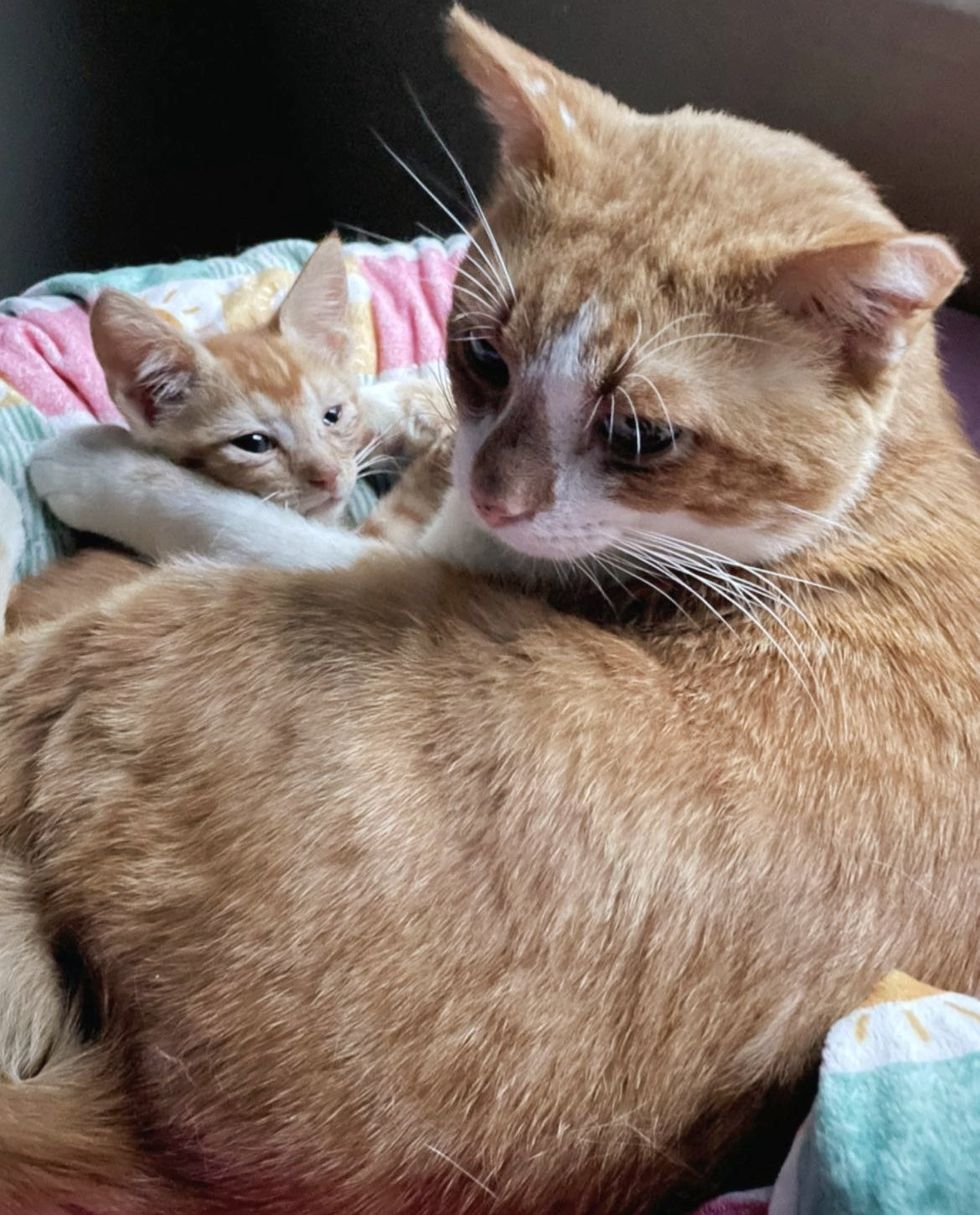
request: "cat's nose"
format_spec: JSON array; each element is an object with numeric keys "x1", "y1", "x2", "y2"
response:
[{"x1": 470, "y1": 488, "x2": 536, "y2": 528}]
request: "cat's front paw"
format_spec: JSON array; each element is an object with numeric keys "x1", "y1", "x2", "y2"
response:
[{"x1": 29, "y1": 425, "x2": 179, "y2": 537}]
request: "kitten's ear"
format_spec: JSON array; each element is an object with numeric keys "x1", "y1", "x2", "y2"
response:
[
  {"x1": 772, "y1": 233, "x2": 964, "y2": 382},
  {"x1": 277, "y1": 232, "x2": 348, "y2": 358},
  {"x1": 90, "y1": 290, "x2": 201, "y2": 431},
  {"x1": 445, "y1": 6, "x2": 604, "y2": 171}
]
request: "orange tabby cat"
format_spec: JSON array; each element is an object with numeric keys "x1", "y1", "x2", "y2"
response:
[{"x1": 0, "y1": 7, "x2": 978, "y2": 1214}]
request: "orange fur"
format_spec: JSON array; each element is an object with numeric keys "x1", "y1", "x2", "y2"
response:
[{"x1": 0, "y1": 8, "x2": 977, "y2": 1214}]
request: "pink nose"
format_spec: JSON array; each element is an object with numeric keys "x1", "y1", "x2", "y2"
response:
[
  {"x1": 308, "y1": 472, "x2": 337, "y2": 493},
  {"x1": 471, "y1": 489, "x2": 535, "y2": 529}
]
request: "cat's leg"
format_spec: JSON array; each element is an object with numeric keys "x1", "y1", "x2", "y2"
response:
[
  {"x1": 30, "y1": 426, "x2": 379, "y2": 571},
  {"x1": 0, "y1": 479, "x2": 25, "y2": 637},
  {"x1": 0, "y1": 852, "x2": 76, "y2": 1084},
  {"x1": 359, "y1": 434, "x2": 454, "y2": 548}
]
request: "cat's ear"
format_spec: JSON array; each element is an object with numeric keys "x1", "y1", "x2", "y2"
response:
[
  {"x1": 445, "y1": 6, "x2": 603, "y2": 172},
  {"x1": 277, "y1": 233, "x2": 349, "y2": 358},
  {"x1": 771, "y1": 233, "x2": 964, "y2": 382},
  {"x1": 90, "y1": 290, "x2": 201, "y2": 432}
]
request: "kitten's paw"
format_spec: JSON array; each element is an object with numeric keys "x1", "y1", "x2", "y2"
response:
[{"x1": 30, "y1": 425, "x2": 178, "y2": 534}]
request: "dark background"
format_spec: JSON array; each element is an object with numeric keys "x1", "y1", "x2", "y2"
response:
[{"x1": 2, "y1": 0, "x2": 978, "y2": 307}]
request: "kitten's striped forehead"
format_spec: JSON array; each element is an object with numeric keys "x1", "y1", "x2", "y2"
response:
[{"x1": 204, "y1": 333, "x2": 306, "y2": 402}]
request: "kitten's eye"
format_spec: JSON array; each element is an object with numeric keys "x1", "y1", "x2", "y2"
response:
[
  {"x1": 323, "y1": 405, "x2": 343, "y2": 426},
  {"x1": 601, "y1": 412, "x2": 680, "y2": 461},
  {"x1": 230, "y1": 433, "x2": 275, "y2": 454},
  {"x1": 462, "y1": 335, "x2": 509, "y2": 390}
]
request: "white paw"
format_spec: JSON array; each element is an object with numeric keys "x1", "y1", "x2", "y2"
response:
[{"x1": 29, "y1": 425, "x2": 179, "y2": 536}]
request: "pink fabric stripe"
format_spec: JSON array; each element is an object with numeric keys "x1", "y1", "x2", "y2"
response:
[
  {"x1": 0, "y1": 305, "x2": 122, "y2": 423},
  {"x1": 358, "y1": 243, "x2": 465, "y2": 373}
]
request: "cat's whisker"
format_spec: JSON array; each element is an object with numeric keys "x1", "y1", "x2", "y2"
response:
[
  {"x1": 451, "y1": 266, "x2": 500, "y2": 312},
  {"x1": 624, "y1": 532, "x2": 826, "y2": 649},
  {"x1": 406, "y1": 86, "x2": 516, "y2": 301},
  {"x1": 615, "y1": 539, "x2": 821, "y2": 694},
  {"x1": 627, "y1": 528, "x2": 835, "y2": 592},
  {"x1": 613, "y1": 542, "x2": 740, "y2": 637},
  {"x1": 376, "y1": 136, "x2": 509, "y2": 309},
  {"x1": 781, "y1": 503, "x2": 868, "y2": 543}
]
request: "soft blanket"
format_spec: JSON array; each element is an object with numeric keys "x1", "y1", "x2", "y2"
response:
[{"x1": 696, "y1": 972, "x2": 980, "y2": 1214}]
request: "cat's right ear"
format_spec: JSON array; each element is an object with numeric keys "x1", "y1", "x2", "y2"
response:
[
  {"x1": 90, "y1": 290, "x2": 200, "y2": 433},
  {"x1": 445, "y1": 6, "x2": 613, "y2": 173},
  {"x1": 277, "y1": 233, "x2": 349, "y2": 358}
]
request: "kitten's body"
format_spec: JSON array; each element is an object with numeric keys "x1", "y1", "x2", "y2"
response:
[{"x1": 0, "y1": 9, "x2": 978, "y2": 1214}]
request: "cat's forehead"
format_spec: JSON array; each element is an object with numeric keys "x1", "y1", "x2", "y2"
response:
[{"x1": 492, "y1": 109, "x2": 893, "y2": 307}]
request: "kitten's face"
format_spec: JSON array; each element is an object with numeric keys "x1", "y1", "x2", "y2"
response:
[
  {"x1": 92, "y1": 233, "x2": 367, "y2": 523},
  {"x1": 444, "y1": 9, "x2": 962, "y2": 566},
  {"x1": 151, "y1": 334, "x2": 363, "y2": 520}
]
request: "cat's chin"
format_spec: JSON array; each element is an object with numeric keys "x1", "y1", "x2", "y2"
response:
[{"x1": 484, "y1": 520, "x2": 606, "y2": 563}]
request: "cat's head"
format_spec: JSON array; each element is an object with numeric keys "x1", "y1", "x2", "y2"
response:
[
  {"x1": 442, "y1": 8, "x2": 964, "y2": 567},
  {"x1": 90, "y1": 234, "x2": 364, "y2": 521}
]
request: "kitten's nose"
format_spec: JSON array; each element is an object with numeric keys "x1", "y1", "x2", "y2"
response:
[
  {"x1": 307, "y1": 470, "x2": 337, "y2": 493},
  {"x1": 470, "y1": 488, "x2": 536, "y2": 528}
]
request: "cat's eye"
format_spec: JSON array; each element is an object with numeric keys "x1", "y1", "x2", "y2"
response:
[
  {"x1": 230, "y1": 433, "x2": 275, "y2": 454},
  {"x1": 462, "y1": 335, "x2": 509, "y2": 390},
  {"x1": 323, "y1": 405, "x2": 343, "y2": 426},
  {"x1": 601, "y1": 412, "x2": 679, "y2": 461}
]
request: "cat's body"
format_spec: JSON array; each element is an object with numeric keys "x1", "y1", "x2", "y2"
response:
[{"x1": 0, "y1": 8, "x2": 978, "y2": 1214}]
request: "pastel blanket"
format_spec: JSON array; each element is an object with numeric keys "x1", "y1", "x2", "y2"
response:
[
  {"x1": 0, "y1": 234, "x2": 466, "y2": 578},
  {"x1": 696, "y1": 973, "x2": 980, "y2": 1215}
]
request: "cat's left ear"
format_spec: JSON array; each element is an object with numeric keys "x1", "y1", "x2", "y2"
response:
[
  {"x1": 771, "y1": 232, "x2": 965, "y2": 383},
  {"x1": 277, "y1": 232, "x2": 349, "y2": 359}
]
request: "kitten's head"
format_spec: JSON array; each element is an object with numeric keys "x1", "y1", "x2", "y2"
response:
[
  {"x1": 443, "y1": 8, "x2": 964, "y2": 566},
  {"x1": 91, "y1": 234, "x2": 364, "y2": 521}
]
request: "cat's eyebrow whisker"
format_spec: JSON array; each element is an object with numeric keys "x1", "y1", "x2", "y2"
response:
[
  {"x1": 632, "y1": 311, "x2": 713, "y2": 364},
  {"x1": 610, "y1": 307, "x2": 644, "y2": 375},
  {"x1": 620, "y1": 372, "x2": 676, "y2": 446},
  {"x1": 451, "y1": 266, "x2": 501, "y2": 312},
  {"x1": 406, "y1": 85, "x2": 516, "y2": 302},
  {"x1": 614, "y1": 385, "x2": 642, "y2": 459},
  {"x1": 640, "y1": 331, "x2": 787, "y2": 362}
]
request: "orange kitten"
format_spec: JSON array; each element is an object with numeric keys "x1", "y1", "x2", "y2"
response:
[{"x1": 92, "y1": 232, "x2": 445, "y2": 527}]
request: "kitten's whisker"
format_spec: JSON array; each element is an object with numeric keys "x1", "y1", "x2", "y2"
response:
[{"x1": 335, "y1": 221, "x2": 402, "y2": 246}]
